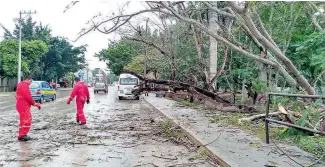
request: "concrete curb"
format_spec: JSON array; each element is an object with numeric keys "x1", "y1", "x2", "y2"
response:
[{"x1": 143, "y1": 97, "x2": 232, "y2": 167}]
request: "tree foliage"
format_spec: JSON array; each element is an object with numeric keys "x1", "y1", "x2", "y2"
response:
[
  {"x1": 79, "y1": 1, "x2": 325, "y2": 95},
  {"x1": 95, "y1": 40, "x2": 140, "y2": 75},
  {"x1": 0, "y1": 39, "x2": 48, "y2": 78},
  {"x1": 0, "y1": 16, "x2": 86, "y2": 80}
]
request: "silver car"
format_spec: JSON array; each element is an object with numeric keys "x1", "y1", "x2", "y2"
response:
[{"x1": 94, "y1": 83, "x2": 108, "y2": 94}]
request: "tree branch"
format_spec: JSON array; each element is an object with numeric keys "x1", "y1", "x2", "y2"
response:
[
  {"x1": 158, "y1": 2, "x2": 277, "y2": 67},
  {"x1": 125, "y1": 36, "x2": 189, "y2": 80},
  {"x1": 210, "y1": 47, "x2": 229, "y2": 84},
  {"x1": 238, "y1": 5, "x2": 315, "y2": 94},
  {"x1": 252, "y1": 7, "x2": 280, "y2": 51},
  {"x1": 202, "y1": 2, "x2": 236, "y2": 19},
  {"x1": 74, "y1": 8, "x2": 163, "y2": 41},
  {"x1": 228, "y1": 1, "x2": 247, "y2": 14},
  {"x1": 191, "y1": 25, "x2": 209, "y2": 83},
  {"x1": 63, "y1": 1, "x2": 79, "y2": 13}
]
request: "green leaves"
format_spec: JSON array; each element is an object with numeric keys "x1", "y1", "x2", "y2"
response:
[
  {"x1": 0, "y1": 39, "x2": 47, "y2": 78},
  {"x1": 288, "y1": 32, "x2": 325, "y2": 83},
  {"x1": 2, "y1": 54, "x2": 29, "y2": 78},
  {"x1": 95, "y1": 40, "x2": 140, "y2": 75},
  {"x1": 0, "y1": 16, "x2": 86, "y2": 80},
  {"x1": 124, "y1": 55, "x2": 145, "y2": 74}
]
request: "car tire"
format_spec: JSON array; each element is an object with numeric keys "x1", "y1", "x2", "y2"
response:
[
  {"x1": 118, "y1": 96, "x2": 123, "y2": 100},
  {"x1": 52, "y1": 94, "x2": 56, "y2": 101},
  {"x1": 104, "y1": 91, "x2": 107, "y2": 93},
  {"x1": 94, "y1": 91, "x2": 96, "y2": 94},
  {"x1": 135, "y1": 96, "x2": 140, "y2": 100},
  {"x1": 39, "y1": 96, "x2": 45, "y2": 104}
]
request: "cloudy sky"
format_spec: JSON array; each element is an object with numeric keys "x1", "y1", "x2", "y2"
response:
[{"x1": 0, "y1": 0, "x2": 145, "y2": 71}]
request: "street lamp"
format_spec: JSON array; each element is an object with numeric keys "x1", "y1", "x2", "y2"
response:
[{"x1": 17, "y1": 10, "x2": 36, "y2": 83}]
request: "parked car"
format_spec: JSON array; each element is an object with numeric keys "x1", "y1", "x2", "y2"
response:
[
  {"x1": 50, "y1": 82, "x2": 56, "y2": 89},
  {"x1": 94, "y1": 83, "x2": 108, "y2": 93},
  {"x1": 29, "y1": 81, "x2": 56, "y2": 104},
  {"x1": 58, "y1": 81, "x2": 68, "y2": 88},
  {"x1": 117, "y1": 73, "x2": 140, "y2": 100}
]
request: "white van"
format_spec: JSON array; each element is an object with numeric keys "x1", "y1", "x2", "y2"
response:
[{"x1": 117, "y1": 73, "x2": 140, "y2": 100}]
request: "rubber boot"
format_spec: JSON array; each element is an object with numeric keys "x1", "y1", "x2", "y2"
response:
[{"x1": 18, "y1": 135, "x2": 32, "y2": 141}]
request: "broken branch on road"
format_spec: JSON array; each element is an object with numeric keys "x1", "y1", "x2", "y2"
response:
[
  {"x1": 124, "y1": 70, "x2": 258, "y2": 113},
  {"x1": 203, "y1": 133, "x2": 222, "y2": 147},
  {"x1": 152, "y1": 154, "x2": 178, "y2": 161}
]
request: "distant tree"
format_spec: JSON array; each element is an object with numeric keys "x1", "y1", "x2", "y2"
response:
[
  {"x1": 0, "y1": 39, "x2": 48, "y2": 78},
  {"x1": 95, "y1": 40, "x2": 140, "y2": 75}
]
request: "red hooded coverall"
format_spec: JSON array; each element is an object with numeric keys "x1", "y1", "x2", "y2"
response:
[
  {"x1": 68, "y1": 81, "x2": 90, "y2": 123},
  {"x1": 16, "y1": 81, "x2": 36, "y2": 138}
]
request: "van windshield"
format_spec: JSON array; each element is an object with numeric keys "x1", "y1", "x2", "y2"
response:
[
  {"x1": 30, "y1": 82, "x2": 40, "y2": 89},
  {"x1": 119, "y1": 78, "x2": 138, "y2": 85}
]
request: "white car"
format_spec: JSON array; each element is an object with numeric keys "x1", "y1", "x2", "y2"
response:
[{"x1": 117, "y1": 73, "x2": 140, "y2": 100}]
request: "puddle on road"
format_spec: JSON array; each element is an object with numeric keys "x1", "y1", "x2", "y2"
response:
[{"x1": 0, "y1": 88, "x2": 217, "y2": 167}]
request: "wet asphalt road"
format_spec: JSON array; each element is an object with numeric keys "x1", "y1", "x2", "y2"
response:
[
  {"x1": 0, "y1": 88, "x2": 72, "y2": 114},
  {"x1": 0, "y1": 86, "x2": 216, "y2": 167}
]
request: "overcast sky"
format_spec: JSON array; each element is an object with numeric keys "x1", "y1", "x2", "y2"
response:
[{"x1": 0, "y1": 0, "x2": 146, "y2": 71}]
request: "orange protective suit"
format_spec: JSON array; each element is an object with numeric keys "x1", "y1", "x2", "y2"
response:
[
  {"x1": 67, "y1": 81, "x2": 90, "y2": 124},
  {"x1": 16, "y1": 81, "x2": 36, "y2": 139}
]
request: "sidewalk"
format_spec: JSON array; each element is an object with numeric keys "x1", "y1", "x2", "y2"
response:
[{"x1": 144, "y1": 94, "x2": 323, "y2": 167}]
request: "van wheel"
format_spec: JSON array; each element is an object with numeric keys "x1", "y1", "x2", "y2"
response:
[{"x1": 118, "y1": 97, "x2": 123, "y2": 100}]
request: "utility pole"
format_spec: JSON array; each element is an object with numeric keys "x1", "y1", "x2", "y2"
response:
[
  {"x1": 144, "y1": 18, "x2": 149, "y2": 75},
  {"x1": 18, "y1": 10, "x2": 36, "y2": 83}
]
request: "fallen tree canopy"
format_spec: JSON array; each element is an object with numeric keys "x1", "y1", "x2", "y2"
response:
[{"x1": 123, "y1": 70, "x2": 257, "y2": 113}]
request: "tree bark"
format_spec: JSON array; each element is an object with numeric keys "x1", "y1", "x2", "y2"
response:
[
  {"x1": 191, "y1": 25, "x2": 209, "y2": 85},
  {"x1": 238, "y1": 112, "x2": 282, "y2": 124},
  {"x1": 208, "y1": 1, "x2": 219, "y2": 91},
  {"x1": 259, "y1": 49, "x2": 268, "y2": 83}
]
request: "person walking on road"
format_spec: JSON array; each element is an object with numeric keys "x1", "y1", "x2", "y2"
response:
[
  {"x1": 16, "y1": 76, "x2": 41, "y2": 141},
  {"x1": 67, "y1": 77, "x2": 90, "y2": 125}
]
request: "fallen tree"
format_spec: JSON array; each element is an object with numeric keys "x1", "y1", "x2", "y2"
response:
[{"x1": 124, "y1": 70, "x2": 257, "y2": 113}]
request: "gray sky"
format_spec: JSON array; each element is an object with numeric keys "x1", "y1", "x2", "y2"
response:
[{"x1": 0, "y1": 0, "x2": 145, "y2": 71}]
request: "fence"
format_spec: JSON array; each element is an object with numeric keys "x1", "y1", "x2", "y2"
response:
[{"x1": 265, "y1": 93, "x2": 325, "y2": 144}]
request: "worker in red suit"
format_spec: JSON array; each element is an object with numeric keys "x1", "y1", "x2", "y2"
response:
[
  {"x1": 67, "y1": 77, "x2": 90, "y2": 124},
  {"x1": 16, "y1": 76, "x2": 41, "y2": 141}
]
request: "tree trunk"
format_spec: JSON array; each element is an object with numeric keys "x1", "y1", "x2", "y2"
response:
[
  {"x1": 241, "y1": 79, "x2": 248, "y2": 103},
  {"x1": 259, "y1": 48, "x2": 268, "y2": 83},
  {"x1": 208, "y1": 1, "x2": 219, "y2": 91}
]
